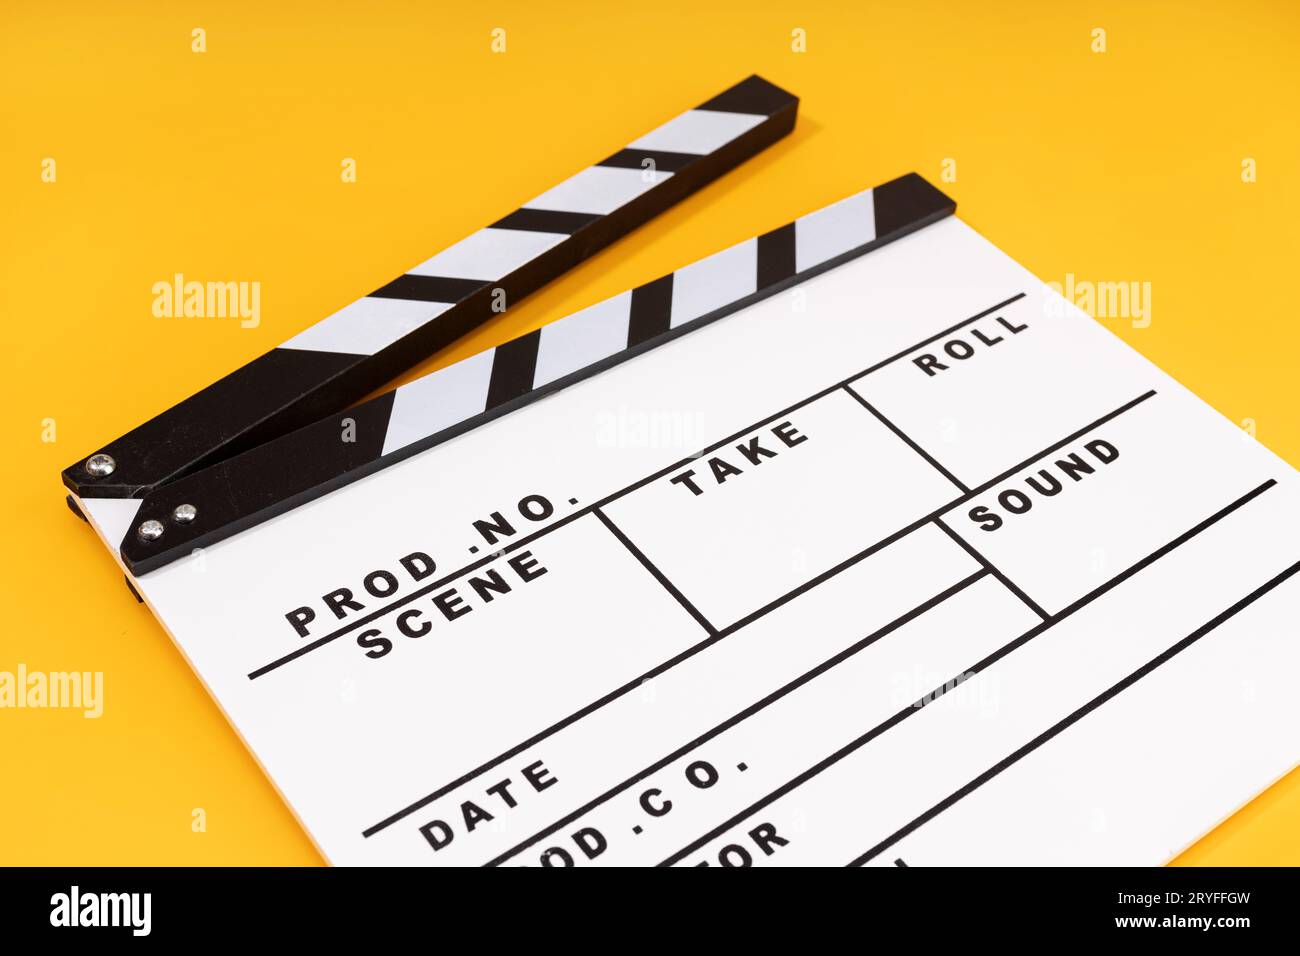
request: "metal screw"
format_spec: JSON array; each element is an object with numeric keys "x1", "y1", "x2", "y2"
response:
[
  {"x1": 138, "y1": 519, "x2": 165, "y2": 541},
  {"x1": 85, "y1": 454, "x2": 116, "y2": 478},
  {"x1": 173, "y1": 503, "x2": 197, "y2": 524}
]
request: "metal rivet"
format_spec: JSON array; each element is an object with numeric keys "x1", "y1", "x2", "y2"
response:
[
  {"x1": 85, "y1": 454, "x2": 116, "y2": 478},
  {"x1": 138, "y1": 519, "x2": 165, "y2": 541},
  {"x1": 173, "y1": 503, "x2": 197, "y2": 524}
]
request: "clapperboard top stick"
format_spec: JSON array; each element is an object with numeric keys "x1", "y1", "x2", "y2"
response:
[
  {"x1": 116, "y1": 173, "x2": 955, "y2": 574},
  {"x1": 62, "y1": 75, "x2": 798, "y2": 509}
]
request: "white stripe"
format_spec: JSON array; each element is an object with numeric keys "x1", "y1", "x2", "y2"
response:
[
  {"x1": 533, "y1": 292, "x2": 633, "y2": 388},
  {"x1": 279, "y1": 297, "x2": 452, "y2": 356},
  {"x1": 408, "y1": 227, "x2": 568, "y2": 282},
  {"x1": 524, "y1": 166, "x2": 672, "y2": 216},
  {"x1": 381, "y1": 349, "x2": 496, "y2": 457},
  {"x1": 628, "y1": 109, "x2": 766, "y2": 155},
  {"x1": 669, "y1": 238, "x2": 757, "y2": 328},
  {"x1": 794, "y1": 189, "x2": 877, "y2": 273}
]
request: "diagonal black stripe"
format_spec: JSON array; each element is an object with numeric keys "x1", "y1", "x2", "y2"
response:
[
  {"x1": 697, "y1": 74, "x2": 798, "y2": 116},
  {"x1": 757, "y1": 222, "x2": 797, "y2": 287},
  {"x1": 490, "y1": 208, "x2": 603, "y2": 234},
  {"x1": 597, "y1": 148, "x2": 700, "y2": 173},
  {"x1": 485, "y1": 330, "x2": 541, "y2": 408},
  {"x1": 626, "y1": 274, "x2": 675, "y2": 347},
  {"x1": 872, "y1": 173, "x2": 957, "y2": 238},
  {"x1": 370, "y1": 275, "x2": 489, "y2": 303}
]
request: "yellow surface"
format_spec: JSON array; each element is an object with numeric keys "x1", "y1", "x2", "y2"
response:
[{"x1": 1, "y1": 1, "x2": 1297, "y2": 866}]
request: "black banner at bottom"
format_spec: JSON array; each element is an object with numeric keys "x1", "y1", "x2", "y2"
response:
[{"x1": 0, "y1": 865, "x2": 1291, "y2": 941}]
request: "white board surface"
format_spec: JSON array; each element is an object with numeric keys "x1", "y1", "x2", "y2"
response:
[{"x1": 84, "y1": 215, "x2": 1300, "y2": 866}]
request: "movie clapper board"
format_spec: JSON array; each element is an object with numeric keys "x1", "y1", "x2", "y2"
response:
[{"x1": 64, "y1": 76, "x2": 1300, "y2": 866}]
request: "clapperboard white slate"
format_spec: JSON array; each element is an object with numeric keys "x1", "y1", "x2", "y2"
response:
[{"x1": 65, "y1": 77, "x2": 1300, "y2": 867}]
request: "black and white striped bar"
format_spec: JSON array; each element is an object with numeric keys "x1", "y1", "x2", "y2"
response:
[
  {"x1": 62, "y1": 75, "x2": 798, "y2": 501},
  {"x1": 118, "y1": 173, "x2": 956, "y2": 574}
]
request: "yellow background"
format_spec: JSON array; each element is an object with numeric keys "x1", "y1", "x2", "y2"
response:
[{"x1": 2, "y1": 0, "x2": 1297, "y2": 865}]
